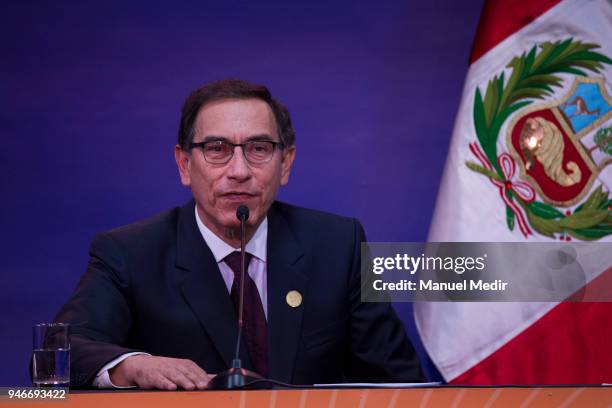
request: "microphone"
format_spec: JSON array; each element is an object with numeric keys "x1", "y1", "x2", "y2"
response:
[
  {"x1": 236, "y1": 205, "x2": 249, "y2": 222},
  {"x1": 207, "y1": 205, "x2": 266, "y2": 390},
  {"x1": 233, "y1": 205, "x2": 249, "y2": 364}
]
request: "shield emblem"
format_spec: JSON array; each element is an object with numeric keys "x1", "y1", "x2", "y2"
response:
[{"x1": 506, "y1": 77, "x2": 612, "y2": 207}]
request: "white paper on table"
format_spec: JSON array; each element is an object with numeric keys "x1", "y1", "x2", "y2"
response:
[{"x1": 313, "y1": 382, "x2": 441, "y2": 388}]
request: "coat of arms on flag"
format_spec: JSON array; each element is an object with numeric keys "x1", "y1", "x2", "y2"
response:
[{"x1": 466, "y1": 39, "x2": 612, "y2": 240}]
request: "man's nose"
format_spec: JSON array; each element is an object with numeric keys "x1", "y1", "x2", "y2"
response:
[{"x1": 226, "y1": 146, "x2": 251, "y2": 181}]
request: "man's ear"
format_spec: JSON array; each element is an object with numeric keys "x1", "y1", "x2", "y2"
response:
[
  {"x1": 174, "y1": 145, "x2": 192, "y2": 186},
  {"x1": 280, "y1": 146, "x2": 296, "y2": 186}
]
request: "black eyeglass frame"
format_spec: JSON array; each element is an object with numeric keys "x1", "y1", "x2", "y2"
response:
[{"x1": 189, "y1": 139, "x2": 284, "y2": 164}]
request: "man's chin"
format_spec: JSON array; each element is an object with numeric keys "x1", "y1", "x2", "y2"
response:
[
  {"x1": 220, "y1": 201, "x2": 262, "y2": 218},
  {"x1": 219, "y1": 209, "x2": 260, "y2": 228}
]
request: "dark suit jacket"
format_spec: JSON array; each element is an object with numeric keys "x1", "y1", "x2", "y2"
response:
[{"x1": 54, "y1": 200, "x2": 423, "y2": 387}]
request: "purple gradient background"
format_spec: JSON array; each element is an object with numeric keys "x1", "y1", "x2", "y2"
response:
[{"x1": 0, "y1": 1, "x2": 483, "y2": 385}]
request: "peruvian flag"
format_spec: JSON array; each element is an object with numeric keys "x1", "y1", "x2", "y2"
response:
[{"x1": 416, "y1": 0, "x2": 612, "y2": 384}]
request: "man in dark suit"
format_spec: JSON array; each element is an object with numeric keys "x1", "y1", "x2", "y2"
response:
[{"x1": 54, "y1": 79, "x2": 424, "y2": 389}]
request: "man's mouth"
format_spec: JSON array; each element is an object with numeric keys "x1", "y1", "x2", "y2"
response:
[{"x1": 219, "y1": 192, "x2": 256, "y2": 201}]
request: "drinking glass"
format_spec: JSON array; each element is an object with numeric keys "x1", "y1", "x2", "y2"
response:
[{"x1": 32, "y1": 323, "x2": 70, "y2": 387}]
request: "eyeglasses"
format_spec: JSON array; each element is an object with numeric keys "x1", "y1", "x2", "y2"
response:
[{"x1": 189, "y1": 140, "x2": 282, "y2": 164}]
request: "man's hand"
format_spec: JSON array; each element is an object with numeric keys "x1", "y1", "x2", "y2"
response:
[{"x1": 109, "y1": 355, "x2": 213, "y2": 390}]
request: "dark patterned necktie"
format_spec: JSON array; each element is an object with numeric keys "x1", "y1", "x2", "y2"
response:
[{"x1": 224, "y1": 251, "x2": 268, "y2": 377}]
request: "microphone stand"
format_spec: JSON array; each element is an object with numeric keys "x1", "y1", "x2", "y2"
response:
[{"x1": 207, "y1": 205, "x2": 265, "y2": 390}]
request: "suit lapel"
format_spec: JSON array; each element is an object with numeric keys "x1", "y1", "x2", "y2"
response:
[
  {"x1": 266, "y1": 203, "x2": 309, "y2": 383},
  {"x1": 177, "y1": 201, "x2": 253, "y2": 370}
]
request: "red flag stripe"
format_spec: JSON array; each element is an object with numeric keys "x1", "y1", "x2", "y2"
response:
[
  {"x1": 450, "y1": 267, "x2": 612, "y2": 384},
  {"x1": 469, "y1": 0, "x2": 562, "y2": 64}
]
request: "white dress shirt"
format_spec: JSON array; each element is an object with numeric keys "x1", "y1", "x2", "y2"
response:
[
  {"x1": 194, "y1": 206, "x2": 268, "y2": 318},
  {"x1": 92, "y1": 205, "x2": 268, "y2": 388}
]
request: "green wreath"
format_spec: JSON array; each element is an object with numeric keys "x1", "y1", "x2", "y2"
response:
[{"x1": 466, "y1": 38, "x2": 612, "y2": 240}]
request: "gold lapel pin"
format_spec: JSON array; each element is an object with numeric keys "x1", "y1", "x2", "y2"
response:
[{"x1": 286, "y1": 290, "x2": 302, "y2": 308}]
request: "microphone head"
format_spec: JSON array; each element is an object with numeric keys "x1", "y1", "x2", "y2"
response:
[{"x1": 236, "y1": 205, "x2": 250, "y2": 221}]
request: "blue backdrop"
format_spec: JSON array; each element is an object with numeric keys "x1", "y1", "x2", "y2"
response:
[{"x1": 0, "y1": 0, "x2": 483, "y2": 385}]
